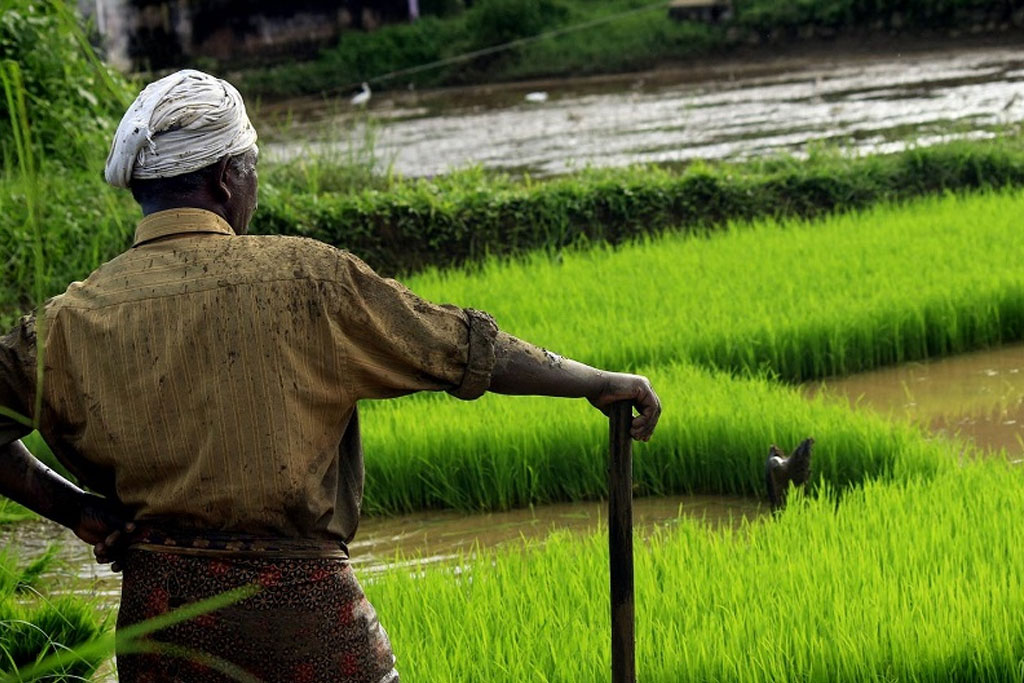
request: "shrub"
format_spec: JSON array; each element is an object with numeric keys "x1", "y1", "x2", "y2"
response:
[{"x1": 0, "y1": 0, "x2": 130, "y2": 169}]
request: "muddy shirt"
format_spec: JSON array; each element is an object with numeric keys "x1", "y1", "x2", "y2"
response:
[{"x1": 0, "y1": 208, "x2": 498, "y2": 543}]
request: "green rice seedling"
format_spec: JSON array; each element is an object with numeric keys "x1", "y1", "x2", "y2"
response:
[
  {"x1": 0, "y1": 548, "x2": 107, "y2": 682},
  {"x1": 1, "y1": 585, "x2": 261, "y2": 683},
  {"x1": 358, "y1": 361, "x2": 953, "y2": 514},
  {"x1": 402, "y1": 188, "x2": 1024, "y2": 382},
  {"x1": 365, "y1": 460, "x2": 1024, "y2": 682},
  {"x1": 0, "y1": 545, "x2": 59, "y2": 596},
  {"x1": 0, "y1": 500, "x2": 34, "y2": 526},
  {"x1": 0, "y1": 595, "x2": 106, "y2": 682}
]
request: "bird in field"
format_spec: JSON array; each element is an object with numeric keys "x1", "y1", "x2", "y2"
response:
[
  {"x1": 765, "y1": 437, "x2": 814, "y2": 512},
  {"x1": 524, "y1": 91, "x2": 549, "y2": 103},
  {"x1": 351, "y1": 82, "x2": 371, "y2": 107}
]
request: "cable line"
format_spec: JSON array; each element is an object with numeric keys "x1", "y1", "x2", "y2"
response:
[{"x1": 333, "y1": 1, "x2": 671, "y2": 95}]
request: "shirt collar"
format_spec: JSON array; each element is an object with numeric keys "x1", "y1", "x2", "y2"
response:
[{"x1": 133, "y1": 208, "x2": 236, "y2": 247}]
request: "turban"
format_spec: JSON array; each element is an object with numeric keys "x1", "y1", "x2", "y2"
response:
[{"x1": 105, "y1": 69, "x2": 258, "y2": 189}]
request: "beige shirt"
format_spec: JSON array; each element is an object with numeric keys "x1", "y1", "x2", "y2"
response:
[{"x1": 0, "y1": 209, "x2": 498, "y2": 543}]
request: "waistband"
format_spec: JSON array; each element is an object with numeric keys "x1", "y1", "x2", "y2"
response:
[{"x1": 128, "y1": 526, "x2": 350, "y2": 560}]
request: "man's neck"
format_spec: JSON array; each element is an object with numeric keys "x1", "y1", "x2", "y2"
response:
[{"x1": 140, "y1": 197, "x2": 228, "y2": 223}]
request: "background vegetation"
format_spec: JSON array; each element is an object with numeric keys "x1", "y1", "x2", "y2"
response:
[
  {"x1": 256, "y1": 139, "x2": 1024, "y2": 277},
  {"x1": 239, "y1": 0, "x2": 1024, "y2": 98},
  {"x1": 0, "y1": 0, "x2": 129, "y2": 166}
]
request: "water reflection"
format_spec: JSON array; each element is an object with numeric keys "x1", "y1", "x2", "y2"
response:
[{"x1": 806, "y1": 343, "x2": 1024, "y2": 454}]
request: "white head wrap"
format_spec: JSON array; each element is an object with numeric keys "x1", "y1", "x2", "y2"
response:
[{"x1": 104, "y1": 69, "x2": 258, "y2": 189}]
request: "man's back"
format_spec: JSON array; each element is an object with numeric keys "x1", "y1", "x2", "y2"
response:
[{"x1": 37, "y1": 208, "x2": 487, "y2": 540}]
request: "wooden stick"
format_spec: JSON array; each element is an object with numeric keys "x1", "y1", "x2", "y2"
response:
[{"x1": 609, "y1": 401, "x2": 635, "y2": 683}]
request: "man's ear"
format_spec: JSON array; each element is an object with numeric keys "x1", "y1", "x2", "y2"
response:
[{"x1": 213, "y1": 156, "x2": 232, "y2": 203}]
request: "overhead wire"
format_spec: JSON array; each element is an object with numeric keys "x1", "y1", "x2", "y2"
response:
[{"x1": 333, "y1": 0, "x2": 672, "y2": 95}]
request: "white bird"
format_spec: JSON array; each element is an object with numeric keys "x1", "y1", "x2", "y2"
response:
[
  {"x1": 351, "y1": 82, "x2": 371, "y2": 107},
  {"x1": 524, "y1": 91, "x2": 548, "y2": 103}
]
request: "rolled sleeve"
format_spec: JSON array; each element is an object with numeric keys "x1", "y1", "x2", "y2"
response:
[
  {"x1": 447, "y1": 308, "x2": 498, "y2": 400},
  {"x1": 333, "y1": 253, "x2": 499, "y2": 400},
  {"x1": 0, "y1": 315, "x2": 36, "y2": 448}
]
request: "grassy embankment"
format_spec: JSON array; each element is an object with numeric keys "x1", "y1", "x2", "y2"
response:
[
  {"x1": 239, "y1": 0, "x2": 1024, "y2": 99},
  {"x1": 255, "y1": 138, "x2": 1024, "y2": 277}
]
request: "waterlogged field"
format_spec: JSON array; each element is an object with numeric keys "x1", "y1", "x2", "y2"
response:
[
  {"x1": 345, "y1": 188, "x2": 1024, "y2": 681},
  {"x1": 368, "y1": 462, "x2": 1024, "y2": 682}
]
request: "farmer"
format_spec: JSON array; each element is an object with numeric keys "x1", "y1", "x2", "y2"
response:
[{"x1": 0, "y1": 70, "x2": 661, "y2": 682}]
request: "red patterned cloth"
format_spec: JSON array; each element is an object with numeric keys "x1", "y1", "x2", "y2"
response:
[{"x1": 116, "y1": 544, "x2": 399, "y2": 682}]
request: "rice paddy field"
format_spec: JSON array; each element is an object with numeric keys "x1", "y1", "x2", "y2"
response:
[
  {"x1": 355, "y1": 188, "x2": 1024, "y2": 514},
  {"x1": 401, "y1": 188, "x2": 1024, "y2": 380},
  {"x1": 7, "y1": 183, "x2": 1024, "y2": 680},
  {"x1": 339, "y1": 187, "x2": 1024, "y2": 681}
]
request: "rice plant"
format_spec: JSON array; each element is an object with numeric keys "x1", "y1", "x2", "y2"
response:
[
  {"x1": 0, "y1": 549, "x2": 106, "y2": 682},
  {"x1": 367, "y1": 460, "x2": 1024, "y2": 682},
  {"x1": 402, "y1": 188, "x2": 1024, "y2": 382},
  {"x1": 358, "y1": 361, "x2": 954, "y2": 514}
]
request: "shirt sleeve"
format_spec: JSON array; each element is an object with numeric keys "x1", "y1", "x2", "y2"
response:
[
  {"x1": 0, "y1": 314, "x2": 37, "y2": 448},
  {"x1": 330, "y1": 252, "x2": 499, "y2": 401}
]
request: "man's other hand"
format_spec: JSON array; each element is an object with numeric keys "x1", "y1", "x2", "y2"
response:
[
  {"x1": 74, "y1": 493, "x2": 135, "y2": 572},
  {"x1": 587, "y1": 372, "x2": 662, "y2": 442}
]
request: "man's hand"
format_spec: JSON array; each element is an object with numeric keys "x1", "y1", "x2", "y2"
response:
[
  {"x1": 586, "y1": 372, "x2": 661, "y2": 442},
  {"x1": 489, "y1": 333, "x2": 663, "y2": 441},
  {"x1": 73, "y1": 492, "x2": 135, "y2": 573},
  {"x1": 1, "y1": 439, "x2": 134, "y2": 572}
]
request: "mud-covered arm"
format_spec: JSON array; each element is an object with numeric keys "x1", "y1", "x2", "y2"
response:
[
  {"x1": 331, "y1": 252, "x2": 660, "y2": 438},
  {"x1": 488, "y1": 332, "x2": 662, "y2": 442},
  {"x1": 0, "y1": 440, "x2": 134, "y2": 568},
  {"x1": 335, "y1": 253, "x2": 499, "y2": 400}
]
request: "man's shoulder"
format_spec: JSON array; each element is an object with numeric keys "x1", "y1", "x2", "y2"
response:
[
  {"x1": 234, "y1": 235, "x2": 364, "y2": 282},
  {"x1": 52, "y1": 234, "x2": 370, "y2": 312}
]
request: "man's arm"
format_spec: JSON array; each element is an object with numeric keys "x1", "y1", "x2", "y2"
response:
[
  {"x1": 0, "y1": 439, "x2": 134, "y2": 570},
  {"x1": 489, "y1": 332, "x2": 661, "y2": 442}
]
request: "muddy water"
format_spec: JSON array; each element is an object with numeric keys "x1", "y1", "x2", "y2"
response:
[
  {"x1": 806, "y1": 343, "x2": 1024, "y2": 455},
  {"x1": 8, "y1": 493, "x2": 763, "y2": 607},
  {"x1": 263, "y1": 44, "x2": 1024, "y2": 177}
]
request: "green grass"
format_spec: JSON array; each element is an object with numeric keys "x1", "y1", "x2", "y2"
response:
[
  {"x1": 402, "y1": 188, "x2": 1024, "y2": 381},
  {"x1": 366, "y1": 459, "x2": 1024, "y2": 682},
  {"x1": 359, "y1": 361, "x2": 952, "y2": 514},
  {"x1": 0, "y1": 549, "x2": 107, "y2": 681},
  {"x1": 0, "y1": 499, "x2": 34, "y2": 525}
]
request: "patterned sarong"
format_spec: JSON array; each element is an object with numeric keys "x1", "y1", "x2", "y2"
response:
[{"x1": 116, "y1": 530, "x2": 399, "y2": 683}]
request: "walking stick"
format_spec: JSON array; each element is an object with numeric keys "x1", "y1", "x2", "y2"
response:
[{"x1": 608, "y1": 401, "x2": 635, "y2": 683}]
